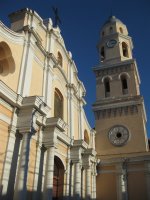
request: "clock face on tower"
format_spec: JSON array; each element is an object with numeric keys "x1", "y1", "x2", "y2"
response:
[
  {"x1": 108, "y1": 125, "x2": 130, "y2": 146},
  {"x1": 106, "y1": 39, "x2": 117, "y2": 48}
]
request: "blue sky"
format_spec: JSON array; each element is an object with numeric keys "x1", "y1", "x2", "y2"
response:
[{"x1": 1, "y1": 0, "x2": 150, "y2": 136}]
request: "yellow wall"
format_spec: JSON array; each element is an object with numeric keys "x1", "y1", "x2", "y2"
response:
[
  {"x1": 0, "y1": 103, "x2": 13, "y2": 181},
  {"x1": 30, "y1": 60, "x2": 43, "y2": 96},
  {"x1": 0, "y1": 38, "x2": 24, "y2": 92},
  {"x1": 96, "y1": 166, "x2": 117, "y2": 200},
  {"x1": 27, "y1": 138, "x2": 37, "y2": 197},
  {"x1": 0, "y1": 120, "x2": 9, "y2": 181},
  {"x1": 128, "y1": 167, "x2": 147, "y2": 200},
  {"x1": 95, "y1": 107, "x2": 147, "y2": 156},
  {"x1": 53, "y1": 42, "x2": 69, "y2": 78}
]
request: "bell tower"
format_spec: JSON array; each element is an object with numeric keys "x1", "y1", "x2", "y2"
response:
[
  {"x1": 93, "y1": 16, "x2": 149, "y2": 156},
  {"x1": 98, "y1": 16, "x2": 133, "y2": 65}
]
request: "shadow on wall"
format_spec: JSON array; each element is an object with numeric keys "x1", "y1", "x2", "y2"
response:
[
  {"x1": 5, "y1": 133, "x2": 21, "y2": 200},
  {"x1": 0, "y1": 192, "x2": 94, "y2": 200},
  {"x1": 0, "y1": 135, "x2": 95, "y2": 200}
]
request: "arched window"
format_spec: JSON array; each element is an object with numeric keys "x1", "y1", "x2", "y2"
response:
[
  {"x1": 0, "y1": 42, "x2": 15, "y2": 76},
  {"x1": 104, "y1": 78, "x2": 110, "y2": 97},
  {"x1": 122, "y1": 42, "x2": 128, "y2": 57},
  {"x1": 110, "y1": 26, "x2": 113, "y2": 33},
  {"x1": 84, "y1": 130, "x2": 89, "y2": 145},
  {"x1": 119, "y1": 27, "x2": 123, "y2": 34},
  {"x1": 101, "y1": 46, "x2": 105, "y2": 62},
  {"x1": 102, "y1": 31, "x2": 105, "y2": 36},
  {"x1": 121, "y1": 75, "x2": 128, "y2": 95},
  {"x1": 54, "y1": 88, "x2": 63, "y2": 119},
  {"x1": 57, "y1": 51, "x2": 63, "y2": 67}
]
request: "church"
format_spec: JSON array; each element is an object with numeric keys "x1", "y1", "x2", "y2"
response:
[{"x1": 0, "y1": 8, "x2": 150, "y2": 200}]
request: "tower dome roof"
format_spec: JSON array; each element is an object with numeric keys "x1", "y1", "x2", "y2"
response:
[{"x1": 103, "y1": 16, "x2": 123, "y2": 27}]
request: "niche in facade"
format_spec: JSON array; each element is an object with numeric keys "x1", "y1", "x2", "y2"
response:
[{"x1": 0, "y1": 42, "x2": 15, "y2": 76}]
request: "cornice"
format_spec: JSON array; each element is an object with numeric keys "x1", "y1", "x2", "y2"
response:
[
  {"x1": 93, "y1": 96, "x2": 143, "y2": 119},
  {"x1": 84, "y1": 148, "x2": 97, "y2": 157},
  {"x1": 98, "y1": 153, "x2": 150, "y2": 166},
  {"x1": 73, "y1": 139, "x2": 88, "y2": 150},
  {"x1": 93, "y1": 59, "x2": 135, "y2": 78},
  {"x1": 57, "y1": 131, "x2": 72, "y2": 146},
  {"x1": 0, "y1": 21, "x2": 25, "y2": 44},
  {"x1": 93, "y1": 95, "x2": 143, "y2": 108},
  {"x1": 46, "y1": 117, "x2": 68, "y2": 132},
  {"x1": 22, "y1": 96, "x2": 50, "y2": 115},
  {"x1": 0, "y1": 81, "x2": 23, "y2": 107},
  {"x1": 99, "y1": 32, "x2": 132, "y2": 46}
]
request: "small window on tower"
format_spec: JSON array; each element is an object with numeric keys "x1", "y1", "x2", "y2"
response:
[
  {"x1": 102, "y1": 31, "x2": 105, "y2": 36},
  {"x1": 101, "y1": 46, "x2": 105, "y2": 62},
  {"x1": 104, "y1": 78, "x2": 110, "y2": 97},
  {"x1": 119, "y1": 27, "x2": 123, "y2": 34},
  {"x1": 121, "y1": 75, "x2": 128, "y2": 95},
  {"x1": 110, "y1": 27, "x2": 113, "y2": 33},
  {"x1": 122, "y1": 42, "x2": 129, "y2": 57},
  {"x1": 57, "y1": 51, "x2": 63, "y2": 67}
]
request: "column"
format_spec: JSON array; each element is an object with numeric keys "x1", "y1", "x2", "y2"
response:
[
  {"x1": 1, "y1": 126, "x2": 17, "y2": 197},
  {"x1": 1, "y1": 108, "x2": 18, "y2": 197},
  {"x1": 74, "y1": 162, "x2": 81, "y2": 200},
  {"x1": 43, "y1": 146, "x2": 55, "y2": 200},
  {"x1": 64, "y1": 158, "x2": 71, "y2": 199},
  {"x1": 92, "y1": 173, "x2": 97, "y2": 200},
  {"x1": 32, "y1": 144, "x2": 45, "y2": 200},
  {"x1": 43, "y1": 66, "x2": 53, "y2": 112},
  {"x1": 91, "y1": 129, "x2": 96, "y2": 149},
  {"x1": 67, "y1": 85, "x2": 74, "y2": 139},
  {"x1": 116, "y1": 163, "x2": 128, "y2": 200},
  {"x1": 13, "y1": 132, "x2": 31, "y2": 200},
  {"x1": 78, "y1": 102, "x2": 83, "y2": 140},
  {"x1": 85, "y1": 167, "x2": 91, "y2": 200},
  {"x1": 81, "y1": 168, "x2": 85, "y2": 199},
  {"x1": 17, "y1": 33, "x2": 35, "y2": 96}
]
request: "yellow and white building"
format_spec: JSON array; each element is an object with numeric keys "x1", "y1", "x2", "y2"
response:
[
  {"x1": 0, "y1": 8, "x2": 97, "y2": 200},
  {"x1": 0, "y1": 9, "x2": 150, "y2": 200}
]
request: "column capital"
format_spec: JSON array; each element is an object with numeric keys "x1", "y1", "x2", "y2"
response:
[
  {"x1": 72, "y1": 159, "x2": 82, "y2": 165},
  {"x1": 8, "y1": 125, "x2": 17, "y2": 134},
  {"x1": 43, "y1": 127, "x2": 58, "y2": 149},
  {"x1": 83, "y1": 165, "x2": 91, "y2": 170}
]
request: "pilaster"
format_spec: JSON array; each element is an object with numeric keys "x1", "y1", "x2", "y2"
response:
[
  {"x1": 73, "y1": 161, "x2": 82, "y2": 200},
  {"x1": 85, "y1": 166, "x2": 91, "y2": 200},
  {"x1": 43, "y1": 146, "x2": 55, "y2": 200},
  {"x1": 13, "y1": 131, "x2": 32, "y2": 200},
  {"x1": 66, "y1": 83, "x2": 75, "y2": 139},
  {"x1": 1, "y1": 107, "x2": 18, "y2": 197},
  {"x1": 17, "y1": 30, "x2": 36, "y2": 96},
  {"x1": 1, "y1": 126, "x2": 16, "y2": 197},
  {"x1": 116, "y1": 161, "x2": 128, "y2": 200},
  {"x1": 64, "y1": 151, "x2": 71, "y2": 199}
]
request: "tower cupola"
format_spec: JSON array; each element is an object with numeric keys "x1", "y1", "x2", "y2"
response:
[{"x1": 98, "y1": 16, "x2": 133, "y2": 65}]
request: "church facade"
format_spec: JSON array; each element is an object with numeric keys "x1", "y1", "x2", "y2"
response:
[
  {"x1": 0, "y1": 8, "x2": 150, "y2": 200},
  {"x1": 0, "y1": 8, "x2": 97, "y2": 200}
]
